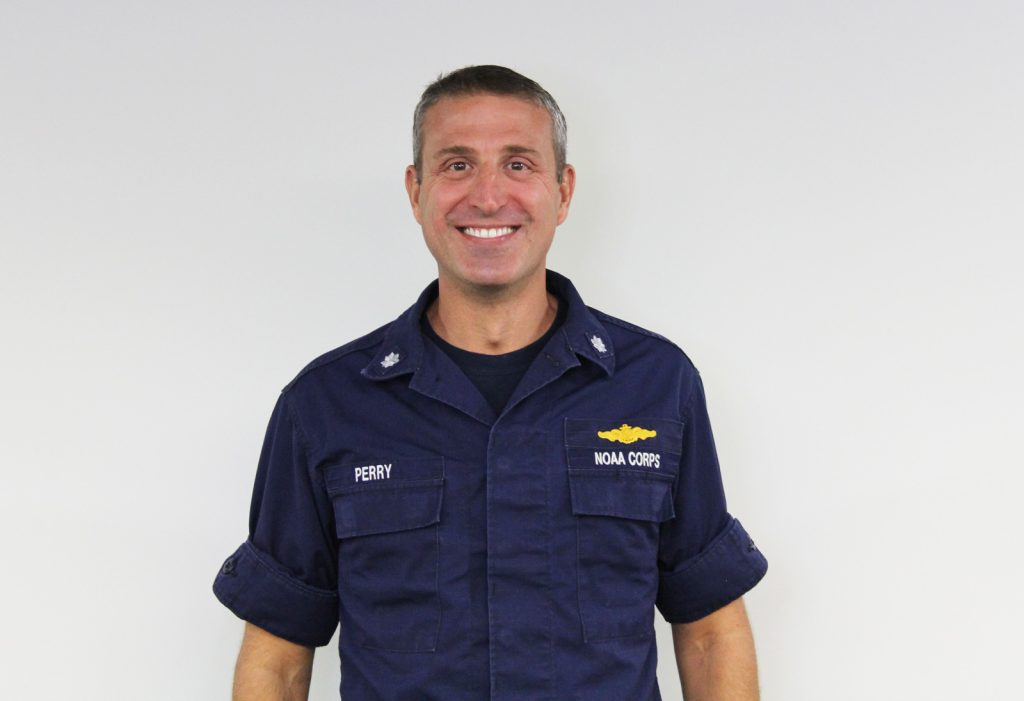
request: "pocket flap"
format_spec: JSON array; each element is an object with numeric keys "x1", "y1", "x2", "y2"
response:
[
  {"x1": 323, "y1": 457, "x2": 444, "y2": 538},
  {"x1": 568, "y1": 469, "x2": 675, "y2": 522}
]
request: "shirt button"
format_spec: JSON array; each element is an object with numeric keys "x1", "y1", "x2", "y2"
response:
[
  {"x1": 221, "y1": 557, "x2": 236, "y2": 575},
  {"x1": 747, "y1": 537, "x2": 757, "y2": 552}
]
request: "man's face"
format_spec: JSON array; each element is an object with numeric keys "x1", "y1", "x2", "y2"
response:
[{"x1": 405, "y1": 93, "x2": 575, "y2": 295}]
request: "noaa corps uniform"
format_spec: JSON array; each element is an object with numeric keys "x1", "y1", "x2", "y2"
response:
[{"x1": 214, "y1": 270, "x2": 767, "y2": 700}]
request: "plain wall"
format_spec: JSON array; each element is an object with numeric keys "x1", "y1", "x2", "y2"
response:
[{"x1": 2, "y1": 1, "x2": 1022, "y2": 698}]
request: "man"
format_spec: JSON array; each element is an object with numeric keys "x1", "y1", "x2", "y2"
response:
[{"x1": 214, "y1": 65, "x2": 767, "y2": 700}]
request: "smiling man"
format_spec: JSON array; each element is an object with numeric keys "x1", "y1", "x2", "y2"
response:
[{"x1": 214, "y1": 65, "x2": 767, "y2": 701}]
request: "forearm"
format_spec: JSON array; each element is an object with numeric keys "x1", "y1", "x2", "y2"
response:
[
  {"x1": 232, "y1": 623, "x2": 314, "y2": 701},
  {"x1": 672, "y1": 599, "x2": 759, "y2": 701},
  {"x1": 233, "y1": 665, "x2": 311, "y2": 701}
]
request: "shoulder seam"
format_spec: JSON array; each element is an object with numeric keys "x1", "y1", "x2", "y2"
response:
[
  {"x1": 591, "y1": 307, "x2": 699, "y2": 370},
  {"x1": 590, "y1": 308, "x2": 678, "y2": 348},
  {"x1": 281, "y1": 391, "x2": 312, "y2": 456},
  {"x1": 281, "y1": 327, "x2": 387, "y2": 393}
]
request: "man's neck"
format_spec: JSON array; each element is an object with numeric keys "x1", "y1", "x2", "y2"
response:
[{"x1": 426, "y1": 271, "x2": 558, "y2": 355}]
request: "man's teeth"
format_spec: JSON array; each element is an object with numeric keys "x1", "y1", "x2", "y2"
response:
[{"x1": 460, "y1": 226, "x2": 517, "y2": 238}]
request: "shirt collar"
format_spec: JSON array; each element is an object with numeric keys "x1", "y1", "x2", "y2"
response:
[{"x1": 361, "y1": 269, "x2": 615, "y2": 381}]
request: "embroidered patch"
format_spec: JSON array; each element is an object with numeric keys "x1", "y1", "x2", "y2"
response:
[
  {"x1": 380, "y1": 352, "x2": 400, "y2": 368},
  {"x1": 597, "y1": 423, "x2": 657, "y2": 444},
  {"x1": 566, "y1": 417, "x2": 682, "y2": 476},
  {"x1": 589, "y1": 335, "x2": 607, "y2": 353}
]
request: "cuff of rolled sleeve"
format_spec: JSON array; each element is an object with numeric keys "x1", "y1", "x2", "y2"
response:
[
  {"x1": 656, "y1": 517, "x2": 768, "y2": 624},
  {"x1": 213, "y1": 540, "x2": 339, "y2": 647}
]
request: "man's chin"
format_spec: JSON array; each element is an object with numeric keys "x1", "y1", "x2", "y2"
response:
[{"x1": 441, "y1": 267, "x2": 543, "y2": 298}]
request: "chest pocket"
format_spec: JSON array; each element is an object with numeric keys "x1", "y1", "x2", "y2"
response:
[
  {"x1": 565, "y1": 418, "x2": 682, "y2": 642},
  {"x1": 323, "y1": 456, "x2": 444, "y2": 652}
]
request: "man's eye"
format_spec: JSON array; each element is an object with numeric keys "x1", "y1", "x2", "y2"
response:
[
  {"x1": 447, "y1": 161, "x2": 469, "y2": 171},
  {"x1": 508, "y1": 161, "x2": 529, "y2": 171}
]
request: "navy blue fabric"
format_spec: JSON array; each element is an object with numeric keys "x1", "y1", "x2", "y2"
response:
[
  {"x1": 214, "y1": 540, "x2": 339, "y2": 647},
  {"x1": 213, "y1": 269, "x2": 767, "y2": 700},
  {"x1": 656, "y1": 518, "x2": 767, "y2": 624},
  {"x1": 420, "y1": 292, "x2": 567, "y2": 415}
]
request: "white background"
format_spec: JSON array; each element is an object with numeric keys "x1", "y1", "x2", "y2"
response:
[{"x1": 2, "y1": 1, "x2": 1022, "y2": 699}]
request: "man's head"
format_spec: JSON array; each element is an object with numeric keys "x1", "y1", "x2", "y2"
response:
[
  {"x1": 405, "y1": 66, "x2": 575, "y2": 296},
  {"x1": 411, "y1": 65, "x2": 568, "y2": 185}
]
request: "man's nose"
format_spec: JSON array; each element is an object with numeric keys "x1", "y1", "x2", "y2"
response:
[{"x1": 467, "y1": 166, "x2": 507, "y2": 213}]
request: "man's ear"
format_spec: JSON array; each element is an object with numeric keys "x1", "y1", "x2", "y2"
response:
[
  {"x1": 556, "y1": 164, "x2": 576, "y2": 225},
  {"x1": 405, "y1": 165, "x2": 422, "y2": 224}
]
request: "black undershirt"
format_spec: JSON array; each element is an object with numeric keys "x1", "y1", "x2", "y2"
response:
[{"x1": 421, "y1": 297, "x2": 568, "y2": 416}]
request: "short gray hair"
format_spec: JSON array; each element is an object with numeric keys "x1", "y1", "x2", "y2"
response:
[{"x1": 412, "y1": 65, "x2": 568, "y2": 183}]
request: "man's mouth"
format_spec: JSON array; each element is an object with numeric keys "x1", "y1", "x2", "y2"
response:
[{"x1": 456, "y1": 226, "x2": 520, "y2": 239}]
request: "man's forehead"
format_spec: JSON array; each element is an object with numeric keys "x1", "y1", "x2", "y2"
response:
[{"x1": 421, "y1": 94, "x2": 553, "y2": 154}]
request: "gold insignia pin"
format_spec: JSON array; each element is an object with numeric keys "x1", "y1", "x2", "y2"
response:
[{"x1": 597, "y1": 424, "x2": 657, "y2": 444}]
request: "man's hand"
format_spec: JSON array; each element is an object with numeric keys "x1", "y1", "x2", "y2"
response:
[
  {"x1": 232, "y1": 622, "x2": 314, "y2": 701},
  {"x1": 671, "y1": 597, "x2": 759, "y2": 701}
]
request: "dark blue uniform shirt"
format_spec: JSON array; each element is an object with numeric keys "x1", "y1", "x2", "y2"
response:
[{"x1": 214, "y1": 270, "x2": 767, "y2": 700}]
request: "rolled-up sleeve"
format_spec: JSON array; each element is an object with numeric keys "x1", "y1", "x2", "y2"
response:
[
  {"x1": 213, "y1": 391, "x2": 339, "y2": 647},
  {"x1": 656, "y1": 372, "x2": 767, "y2": 624}
]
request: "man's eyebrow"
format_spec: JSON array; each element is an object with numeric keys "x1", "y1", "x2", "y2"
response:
[
  {"x1": 432, "y1": 145, "x2": 477, "y2": 159},
  {"x1": 504, "y1": 145, "x2": 540, "y2": 156},
  {"x1": 431, "y1": 145, "x2": 541, "y2": 159}
]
